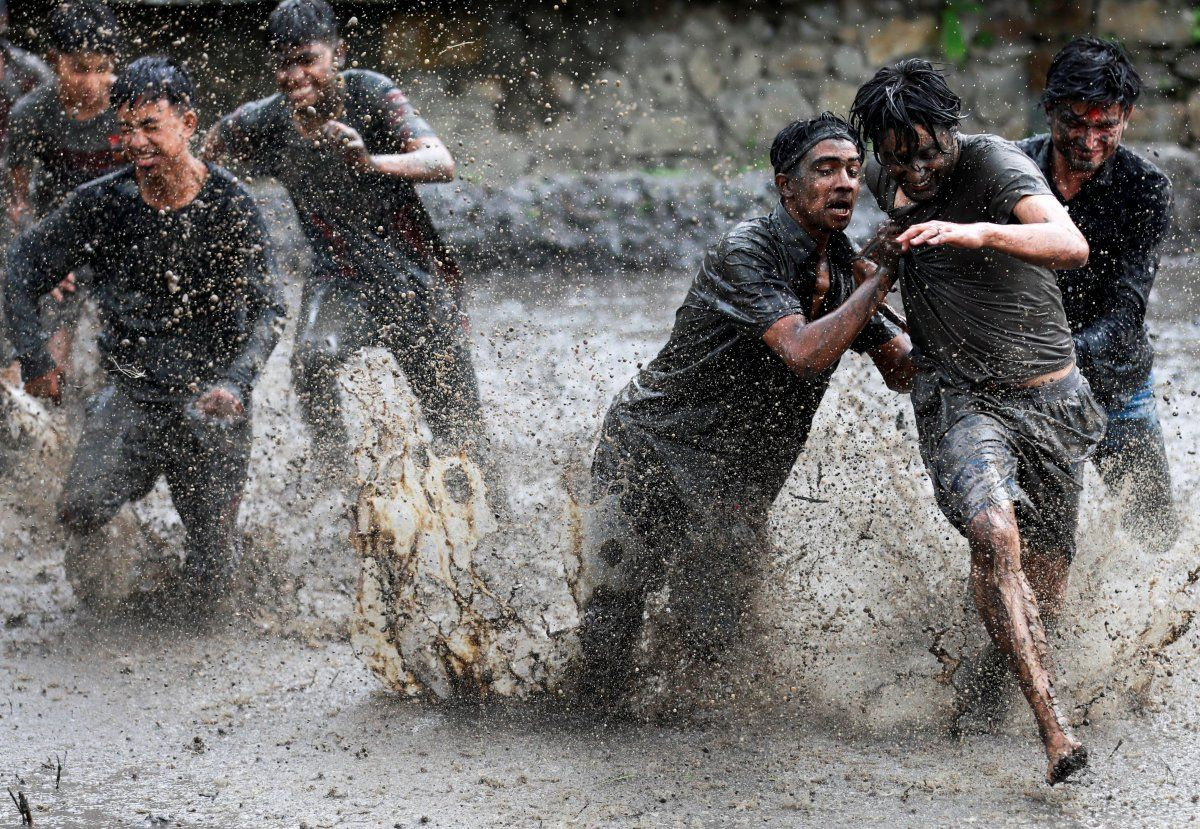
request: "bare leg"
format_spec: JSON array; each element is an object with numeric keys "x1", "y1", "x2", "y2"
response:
[
  {"x1": 1022, "y1": 543, "x2": 1071, "y2": 628},
  {"x1": 966, "y1": 505, "x2": 1087, "y2": 784}
]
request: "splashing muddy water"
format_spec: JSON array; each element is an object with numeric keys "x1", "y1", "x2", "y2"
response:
[{"x1": 1, "y1": 225, "x2": 1198, "y2": 825}]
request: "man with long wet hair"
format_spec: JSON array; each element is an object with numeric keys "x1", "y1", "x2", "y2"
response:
[
  {"x1": 850, "y1": 59, "x2": 1104, "y2": 785},
  {"x1": 5, "y1": 56, "x2": 283, "y2": 609},
  {"x1": 580, "y1": 113, "x2": 915, "y2": 711},
  {"x1": 1017, "y1": 37, "x2": 1177, "y2": 553},
  {"x1": 205, "y1": 0, "x2": 486, "y2": 480}
]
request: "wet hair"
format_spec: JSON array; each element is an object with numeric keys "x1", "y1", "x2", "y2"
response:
[
  {"x1": 267, "y1": 0, "x2": 339, "y2": 52},
  {"x1": 45, "y1": 0, "x2": 120, "y2": 56},
  {"x1": 111, "y1": 55, "x2": 194, "y2": 111},
  {"x1": 1042, "y1": 36, "x2": 1143, "y2": 111},
  {"x1": 770, "y1": 112, "x2": 864, "y2": 176},
  {"x1": 850, "y1": 58, "x2": 963, "y2": 159}
]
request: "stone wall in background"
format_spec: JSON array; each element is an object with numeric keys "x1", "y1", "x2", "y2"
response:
[{"x1": 11, "y1": 0, "x2": 1198, "y2": 183}]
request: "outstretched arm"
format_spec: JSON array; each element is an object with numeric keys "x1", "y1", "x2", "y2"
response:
[
  {"x1": 763, "y1": 261, "x2": 894, "y2": 380},
  {"x1": 896, "y1": 194, "x2": 1088, "y2": 269},
  {"x1": 321, "y1": 121, "x2": 456, "y2": 182}
]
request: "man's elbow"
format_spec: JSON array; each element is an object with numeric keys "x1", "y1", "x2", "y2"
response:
[
  {"x1": 1061, "y1": 232, "x2": 1089, "y2": 268},
  {"x1": 436, "y1": 154, "x2": 457, "y2": 183}
]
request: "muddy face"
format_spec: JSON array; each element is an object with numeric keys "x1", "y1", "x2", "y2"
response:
[
  {"x1": 52, "y1": 50, "x2": 116, "y2": 117},
  {"x1": 776, "y1": 137, "x2": 862, "y2": 235},
  {"x1": 273, "y1": 40, "x2": 342, "y2": 113},
  {"x1": 877, "y1": 125, "x2": 960, "y2": 203},
  {"x1": 1047, "y1": 100, "x2": 1128, "y2": 174}
]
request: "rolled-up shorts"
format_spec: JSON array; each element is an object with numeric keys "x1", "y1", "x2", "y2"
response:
[{"x1": 912, "y1": 368, "x2": 1107, "y2": 560}]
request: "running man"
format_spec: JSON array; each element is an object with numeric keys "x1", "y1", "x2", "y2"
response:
[
  {"x1": 5, "y1": 56, "x2": 283, "y2": 608},
  {"x1": 205, "y1": 0, "x2": 485, "y2": 477},
  {"x1": 579, "y1": 113, "x2": 915, "y2": 709},
  {"x1": 5, "y1": 0, "x2": 123, "y2": 380},
  {"x1": 1017, "y1": 37, "x2": 1177, "y2": 552},
  {"x1": 851, "y1": 59, "x2": 1104, "y2": 784}
]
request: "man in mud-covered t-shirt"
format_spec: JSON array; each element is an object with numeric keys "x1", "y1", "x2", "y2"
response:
[
  {"x1": 579, "y1": 114, "x2": 914, "y2": 709},
  {"x1": 206, "y1": 0, "x2": 483, "y2": 476},
  {"x1": 6, "y1": 58, "x2": 283, "y2": 609},
  {"x1": 852, "y1": 59, "x2": 1104, "y2": 785}
]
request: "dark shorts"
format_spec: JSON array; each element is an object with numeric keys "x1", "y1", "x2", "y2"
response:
[{"x1": 912, "y1": 368, "x2": 1106, "y2": 559}]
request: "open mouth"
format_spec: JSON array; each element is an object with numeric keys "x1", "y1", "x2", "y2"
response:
[{"x1": 827, "y1": 200, "x2": 853, "y2": 216}]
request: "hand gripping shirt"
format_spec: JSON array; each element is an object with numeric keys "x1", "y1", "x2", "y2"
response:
[
  {"x1": 4, "y1": 164, "x2": 284, "y2": 403},
  {"x1": 6, "y1": 82, "x2": 122, "y2": 217},
  {"x1": 866, "y1": 133, "x2": 1076, "y2": 387},
  {"x1": 213, "y1": 69, "x2": 461, "y2": 298},
  {"x1": 604, "y1": 202, "x2": 899, "y2": 514},
  {"x1": 1016, "y1": 135, "x2": 1171, "y2": 409}
]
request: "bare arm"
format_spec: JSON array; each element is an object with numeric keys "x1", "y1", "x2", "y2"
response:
[
  {"x1": 896, "y1": 194, "x2": 1089, "y2": 269},
  {"x1": 763, "y1": 262, "x2": 893, "y2": 380},
  {"x1": 868, "y1": 332, "x2": 917, "y2": 393},
  {"x1": 322, "y1": 121, "x2": 456, "y2": 183}
]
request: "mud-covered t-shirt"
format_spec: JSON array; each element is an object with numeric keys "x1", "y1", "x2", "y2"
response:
[
  {"x1": 604, "y1": 202, "x2": 900, "y2": 510},
  {"x1": 866, "y1": 133, "x2": 1075, "y2": 387},
  {"x1": 213, "y1": 69, "x2": 459, "y2": 297},
  {"x1": 6, "y1": 83, "x2": 122, "y2": 217},
  {"x1": 5, "y1": 164, "x2": 284, "y2": 403},
  {"x1": 1016, "y1": 135, "x2": 1170, "y2": 408}
]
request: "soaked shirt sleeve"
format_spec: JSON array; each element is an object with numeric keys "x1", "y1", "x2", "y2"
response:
[
  {"x1": 1073, "y1": 171, "x2": 1171, "y2": 370},
  {"x1": 702, "y1": 236, "x2": 806, "y2": 339},
  {"x1": 362, "y1": 73, "x2": 438, "y2": 149},
  {"x1": 215, "y1": 188, "x2": 285, "y2": 401},
  {"x1": 212, "y1": 102, "x2": 275, "y2": 178},
  {"x1": 850, "y1": 310, "x2": 901, "y2": 354},
  {"x1": 4, "y1": 187, "x2": 100, "y2": 378},
  {"x1": 978, "y1": 138, "x2": 1053, "y2": 221},
  {"x1": 4, "y1": 92, "x2": 39, "y2": 171}
]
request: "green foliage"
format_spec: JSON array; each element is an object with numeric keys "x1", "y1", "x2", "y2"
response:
[
  {"x1": 940, "y1": 2, "x2": 983, "y2": 65},
  {"x1": 1191, "y1": 8, "x2": 1200, "y2": 44}
]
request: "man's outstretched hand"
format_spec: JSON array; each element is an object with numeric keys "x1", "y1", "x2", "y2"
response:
[
  {"x1": 896, "y1": 220, "x2": 987, "y2": 252},
  {"x1": 195, "y1": 386, "x2": 245, "y2": 420},
  {"x1": 24, "y1": 365, "x2": 64, "y2": 405}
]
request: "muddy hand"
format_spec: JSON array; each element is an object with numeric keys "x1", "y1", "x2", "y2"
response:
[
  {"x1": 24, "y1": 365, "x2": 64, "y2": 405},
  {"x1": 195, "y1": 386, "x2": 245, "y2": 420},
  {"x1": 50, "y1": 272, "x2": 78, "y2": 303},
  {"x1": 897, "y1": 220, "x2": 986, "y2": 252},
  {"x1": 322, "y1": 120, "x2": 372, "y2": 169}
]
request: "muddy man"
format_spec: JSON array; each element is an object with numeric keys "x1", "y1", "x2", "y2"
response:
[
  {"x1": 851, "y1": 59, "x2": 1105, "y2": 784},
  {"x1": 4, "y1": 57, "x2": 283, "y2": 608},
  {"x1": 580, "y1": 113, "x2": 915, "y2": 712},
  {"x1": 1017, "y1": 37, "x2": 1178, "y2": 555}
]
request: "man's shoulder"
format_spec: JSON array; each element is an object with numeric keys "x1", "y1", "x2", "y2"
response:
[
  {"x1": 1112, "y1": 145, "x2": 1171, "y2": 195},
  {"x1": 224, "y1": 93, "x2": 288, "y2": 132},
  {"x1": 9, "y1": 83, "x2": 57, "y2": 122},
  {"x1": 717, "y1": 213, "x2": 781, "y2": 261},
  {"x1": 69, "y1": 165, "x2": 136, "y2": 205},
  {"x1": 204, "y1": 163, "x2": 256, "y2": 199},
  {"x1": 1013, "y1": 133, "x2": 1050, "y2": 158},
  {"x1": 4, "y1": 45, "x2": 52, "y2": 86}
]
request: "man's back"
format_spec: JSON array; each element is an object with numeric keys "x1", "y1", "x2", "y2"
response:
[{"x1": 866, "y1": 133, "x2": 1075, "y2": 386}]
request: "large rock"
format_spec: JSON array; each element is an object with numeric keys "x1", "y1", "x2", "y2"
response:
[
  {"x1": 864, "y1": 17, "x2": 938, "y2": 65},
  {"x1": 1096, "y1": 0, "x2": 1193, "y2": 46}
]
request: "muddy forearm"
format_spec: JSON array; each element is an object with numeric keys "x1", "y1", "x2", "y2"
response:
[
  {"x1": 367, "y1": 145, "x2": 456, "y2": 182},
  {"x1": 765, "y1": 271, "x2": 891, "y2": 379}
]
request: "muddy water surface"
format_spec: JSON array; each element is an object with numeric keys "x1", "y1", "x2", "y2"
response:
[{"x1": 1, "y1": 250, "x2": 1198, "y2": 827}]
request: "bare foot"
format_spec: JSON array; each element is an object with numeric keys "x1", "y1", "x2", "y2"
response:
[{"x1": 1046, "y1": 740, "x2": 1088, "y2": 785}]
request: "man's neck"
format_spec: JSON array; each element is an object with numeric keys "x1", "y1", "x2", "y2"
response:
[
  {"x1": 58, "y1": 90, "x2": 109, "y2": 122},
  {"x1": 784, "y1": 202, "x2": 831, "y2": 254},
  {"x1": 1049, "y1": 145, "x2": 1100, "y2": 202},
  {"x1": 136, "y1": 152, "x2": 208, "y2": 211}
]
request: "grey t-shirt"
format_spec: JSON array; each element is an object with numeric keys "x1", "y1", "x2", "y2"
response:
[
  {"x1": 6, "y1": 83, "x2": 122, "y2": 217},
  {"x1": 866, "y1": 133, "x2": 1075, "y2": 386}
]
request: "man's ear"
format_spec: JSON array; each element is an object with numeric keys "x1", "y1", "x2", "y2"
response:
[
  {"x1": 334, "y1": 40, "x2": 347, "y2": 69},
  {"x1": 775, "y1": 172, "x2": 792, "y2": 198},
  {"x1": 182, "y1": 108, "x2": 199, "y2": 137}
]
